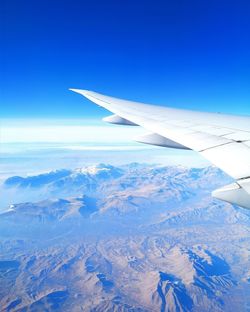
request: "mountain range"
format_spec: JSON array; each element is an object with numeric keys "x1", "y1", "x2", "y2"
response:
[{"x1": 0, "y1": 163, "x2": 250, "y2": 311}]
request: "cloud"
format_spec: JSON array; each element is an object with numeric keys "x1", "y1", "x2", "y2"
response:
[
  {"x1": 57, "y1": 145, "x2": 152, "y2": 151},
  {"x1": 0, "y1": 119, "x2": 209, "y2": 180},
  {"x1": 0, "y1": 119, "x2": 145, "y2": 143}
]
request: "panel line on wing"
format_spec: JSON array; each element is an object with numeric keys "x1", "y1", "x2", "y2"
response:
[{"x1": 198, "y1": 142, "x2": 233, "y2": 153}]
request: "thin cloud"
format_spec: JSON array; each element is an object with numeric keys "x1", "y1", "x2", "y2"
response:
[{"x1": 1, "y1": 119, "x2": 145, "y2": 143}]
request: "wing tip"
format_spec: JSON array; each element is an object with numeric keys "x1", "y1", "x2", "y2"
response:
[{"x1": 69, "y1": 88, "x2": 90, "y2": 96}]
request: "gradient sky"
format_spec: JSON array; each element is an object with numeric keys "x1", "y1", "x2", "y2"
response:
[{"x1": 1, "y1": 0, "x2": 250, "y2": 118}]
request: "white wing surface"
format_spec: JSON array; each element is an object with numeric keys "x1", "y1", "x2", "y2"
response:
[{"x1": 70, "y1": 89, "x2": 250, "y2": 210}]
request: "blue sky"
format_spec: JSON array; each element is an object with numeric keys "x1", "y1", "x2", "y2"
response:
[{"x1": 1, "y1": 0, "x2": 250, "y2": 118}]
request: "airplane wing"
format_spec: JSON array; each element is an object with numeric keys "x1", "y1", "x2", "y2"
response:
[{"x1": 70, "y1": 89, "x2": 250, "y2": 210}]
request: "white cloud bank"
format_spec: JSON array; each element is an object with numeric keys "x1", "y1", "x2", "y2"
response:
[
  {"x1": 1, "y1": 119, "x2": 145, "y2": 143},
  {"x1": 0, "y1": 119, "x2": 209, "y2": 178}
]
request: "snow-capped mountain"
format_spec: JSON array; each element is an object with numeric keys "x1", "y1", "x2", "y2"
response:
[{"x1": 2, "y1": 163, "x2": 231, "y2": 208}]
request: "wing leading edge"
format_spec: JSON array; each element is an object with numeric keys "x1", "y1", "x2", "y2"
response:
[{"x1": 70, "y1": 88, "x2": 250, "y2": 210}]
